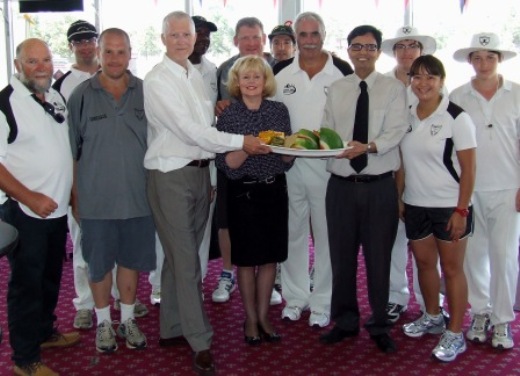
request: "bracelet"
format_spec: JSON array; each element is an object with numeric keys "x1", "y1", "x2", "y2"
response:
[{"x1": 454, "y1": 207, "x2": 469, "y2": 217}]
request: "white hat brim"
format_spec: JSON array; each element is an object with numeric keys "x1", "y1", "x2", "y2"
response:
[
  {"x1": 381, "y1": 35, "x2": 437, "y2": 57},
  {"x1": 453, "y1": 47, "x2": 517, "y2": 62}
]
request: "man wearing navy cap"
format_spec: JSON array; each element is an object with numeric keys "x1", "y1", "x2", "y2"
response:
[{"x1": 268, "y1": 23, "x2": 296, "y2": 63}]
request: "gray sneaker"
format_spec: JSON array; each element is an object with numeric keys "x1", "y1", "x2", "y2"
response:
[
  {"x1": 96, "y1": 320, "x2": 118, "y2": 353},
  {"x1": 432, "y1": 330, "x2": 466, "y2": 362},
  {"x1": 492, "y1": 322, "x2": 514, "y2": 349},
  {"x1": 117, "y1": 318, "x2": 147, "y2": 349},
  {"x1": 73, "y1": 309, "x2": 93, "y2": 329},
  {"x1": 403, "y1": 312, "x2": 445, "y2": 338},
  {"x1": 466, "y1": 313, "x2": 490, "y2": 343}
]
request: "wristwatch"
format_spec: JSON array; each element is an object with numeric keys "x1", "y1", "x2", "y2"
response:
[
  {"x1": 366, "y1": 143, "x2": 372, "y2": 154},
  {"x1": 454, "y1": 207, "x2": 470, "y2": 217}
]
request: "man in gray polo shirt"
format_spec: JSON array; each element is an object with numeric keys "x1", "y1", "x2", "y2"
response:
[{"x1": 68, "y1": 28, "x2": 155, "y2": 354}]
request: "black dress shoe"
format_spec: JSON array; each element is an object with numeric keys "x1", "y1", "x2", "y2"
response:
[
  {"x1": 320, "y1": 326, "x2": 359, "y2": 344},
  {"x1": 193, "y1": 349, "x2": 215, "y2": 375},
  {"x1": 159, "y1": 336, "x2": 188, "y2": 347},
  {"x1": 258, "y1": 324, "x2": 281, "y2": 343},
  {"x1": 244, "y1": 322, "x2": 261, "y2": 346},
  {"x1": 371, "y1": 333, "x2": 397, "y2": 353}
]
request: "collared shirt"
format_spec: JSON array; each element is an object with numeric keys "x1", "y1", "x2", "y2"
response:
[
  {"x1": 68, "y1": 71, "x2": 150, "y2": 220},
  {"x1": 401, "y1": 95, "x2": 477, "y2": 207},
  {"x1": 193, "y1": 56, "x2": 218, "y2": 106},
  {"x1": 144, "y1": 54, "x2": 243, "y2": 173},
  {"x1": 450, "y1": 77, "x2": 520, "y2": 191},
  {"x1": 52, "y1": 66, "x2": 98, "y2": 101},
  {"x1": 274, "y1": 51, "x2": 353, "y2": 133},
  {"x1": 0, "y1": 75, "x2": 72, "y2": 218},
  {"x1": 324, "y1": 71, "x2": 408, "y2": 176}
]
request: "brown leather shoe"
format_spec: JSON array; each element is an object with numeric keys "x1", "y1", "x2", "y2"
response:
[
  {"x1": 40, "y1": 331, "x2": 80, "y2": 349},
  {"x1": 158, "y1": 336, "x2": 188, "y2": 347},
  {"x1": 193, "y1": 349, "x2": 215, "y2": 375},
  {"x1": 13, "y1": 361, "x2": 58, "y2": 376}
]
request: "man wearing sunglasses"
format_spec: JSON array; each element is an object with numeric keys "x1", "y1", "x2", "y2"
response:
[
  {"x1": 0, "y1": 38, "x2": 79, "y2": 376},
  {"x1": 320, "y1": 25, "x2": 407, "y2": 353}
]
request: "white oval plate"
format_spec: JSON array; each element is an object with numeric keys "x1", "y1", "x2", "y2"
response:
[{"x1": 270, "y1": 145, "x2": 351, "y2": 158}]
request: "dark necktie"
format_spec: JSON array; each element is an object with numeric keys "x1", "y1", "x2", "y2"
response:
[{"x1": 350, "y1": 80, "x2": 368, "y2": 173}]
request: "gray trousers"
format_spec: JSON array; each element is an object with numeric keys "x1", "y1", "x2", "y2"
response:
[{"x1": 147, "y1": 167, "x2": 212, "y2": 352}]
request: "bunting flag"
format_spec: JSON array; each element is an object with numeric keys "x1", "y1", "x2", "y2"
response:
[
  {"x1": 459, "y1": 0, "x2": 468, "y2": 13},
  {"x1": 404, "y1": 0, "x2": 409, "y2": 9},
  {"x1": 223, "y1": 0, "x2": 227, "y2": 7},
  {"x1": 375, "y1": 0, "x2": 380, "y2": 7},
  {"x1": 318, "y1": 0, "x2": 323, "y2": 8},
  {"x1": 274, "y1": 0, "x2": 277, "y2": 8},
  {"x1": 200, "y1": 0, "x2": 203, "y2": 7}
]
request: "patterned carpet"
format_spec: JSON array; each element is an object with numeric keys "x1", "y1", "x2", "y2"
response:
[{"x1": 0, "y1": 237, "x2": 519, "y2": 375}]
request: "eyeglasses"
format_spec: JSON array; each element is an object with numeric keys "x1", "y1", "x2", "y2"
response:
[
  {"x1": 31, "y1": 94, "x2": 65, "y2": 124},
  {"x1": 394, "y1": 43, "x2": 421, "y2": 51},
  {"x1": 71, "y1": 37, "x2": 97, "y2": 46},
  {"x1": 348, "y1": 43, "x2": 378, "y2": 52}
]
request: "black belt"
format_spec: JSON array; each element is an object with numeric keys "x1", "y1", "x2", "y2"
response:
[
  {"x1": 186, "y1": 159, "x2": 210, "y2": 168},
  {"x1": 242, "y1": 175, "x2": 277, "y2": 184},
  {"x1": 333, "y1": 171, "x2": 393, "y2": 183}
]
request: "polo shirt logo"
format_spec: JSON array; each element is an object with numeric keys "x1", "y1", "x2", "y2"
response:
[
  {"x1": 406, "y1": 125, "x2": 412, "y2": 133},
  {"x1": 89, "y1": 114, "x2": 107, "y2": 122},
  {"x1": 430, "y1": 124, "x2": 442, "y2": 136},
  {"x1": 135, "y1": 108, "x2": 145, "y2": 120},
  {"x1": 283, "y1": 83, "x2": 296, "y2": 95}
]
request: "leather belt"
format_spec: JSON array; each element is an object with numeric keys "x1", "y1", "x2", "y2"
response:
[
  {"x1": 242, "y1": 176, "x2": 276, "y2": 184},
  {"x1": 333, "y1": 171, "x2": 393, "y2": 183},
  {"x1": 186, "y1": 159, "x2": 210, "y2": 168}
]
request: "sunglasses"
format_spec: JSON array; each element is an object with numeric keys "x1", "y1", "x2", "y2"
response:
[{"x1": 32, "y1": 94, "x2": 65, "y2": 124}]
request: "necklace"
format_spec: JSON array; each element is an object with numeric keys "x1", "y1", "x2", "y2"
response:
[{"x1": 472, "y1": 76, "x2": 500, "y2": 131}]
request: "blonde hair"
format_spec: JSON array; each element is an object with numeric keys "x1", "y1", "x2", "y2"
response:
[{"x1": 226, "y1": 55, "x2": 276, "y2": 99}]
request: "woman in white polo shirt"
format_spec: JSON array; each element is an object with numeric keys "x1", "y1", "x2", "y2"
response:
[{"x1": 399, "y1": 55, "x2": 476, "y2": 362}]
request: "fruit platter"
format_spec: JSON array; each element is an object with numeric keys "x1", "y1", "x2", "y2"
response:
[{"x1": 258, "y1": 128, "x2": 351, "y2": 158}]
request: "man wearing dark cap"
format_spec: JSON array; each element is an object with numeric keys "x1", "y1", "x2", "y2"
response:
[{"x1": 269, "y1": 23, "x2": 296, "y2": 63}]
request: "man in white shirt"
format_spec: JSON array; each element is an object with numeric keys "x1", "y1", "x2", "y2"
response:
[
  {"x1": 451, "y1": 32, "x2": 520, "y2": 350},
  {"x1": 144, "y1": 11, "x2": 269, "y2": 374},
  {"x1": 274, "y1": 12, "x2": 352, "y2": 329}
]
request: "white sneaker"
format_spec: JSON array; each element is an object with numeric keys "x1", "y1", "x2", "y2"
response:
[
  {"x1": 432, "y1": 330, "x2": 466, "y2": 362},
  {"x1": 466, "y1": 313, "x2": 490, "y2": 343},
  {"x1": 117, "y1": 318, "x2": 147, "y2": 349},
  {"x1": 282, "y1": 305, "x2": 305, "y2": 321},
  {"x1": 150, "y1": 289, "x2": 161, "y2": 306},
  {"x1": 211, "y1": 271, "x2": 236, "y2": 303},
  {"x1": 270, "y1": 289, "x2": 282, "y2": 305},
  {"x1": 96, "y1": 320, "x2": 117, "y2": 353},
  {"x1": 309, "y1": 311, "x2": 330, "y2": 328},
  {"x1": 492, "y1": 322, "x2": 514, "y2": 349}
]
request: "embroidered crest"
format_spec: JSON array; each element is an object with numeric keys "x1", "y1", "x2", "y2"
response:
[
  {"x1": 283, "y1": 84, "x2": 296, "y2": 95},
  {"x1": 402, "y1": 26, "x2": 412, "y2": 35},
  {"x1": 430, "y1": 124, "x2": 442, "y2": 136},
  {"x1": 406, "y1": 124, "x2": 412, "y2": 133},
  {"x1": 479, "y1": 36, "x2": 490, "y2": 46},
  {"x1": 135, "y1": 108, "x2": 145, "y2": 121}
]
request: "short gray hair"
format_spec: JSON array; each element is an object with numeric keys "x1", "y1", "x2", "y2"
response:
[
  {"x1": 294, "y1": 12, "x2": 326, "y2": 38},
  {"x1": 235, "y1": 17, "x2": 264, "y2": 37},
  {"x1": 162, "y1": 11, "x2": 195, "y2": 35}
]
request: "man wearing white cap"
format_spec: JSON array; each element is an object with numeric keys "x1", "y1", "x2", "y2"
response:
[
  {"x1": 380, "y1": 26, "x2": 447, "y2": 324},
  {"x1": 450, "y1": 32, "x2": 520, "y2": 350}
]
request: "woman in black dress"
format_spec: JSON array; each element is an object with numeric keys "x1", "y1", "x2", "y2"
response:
[{"x1": 215, "y1": 55, "x2": 292, "y2": 344}]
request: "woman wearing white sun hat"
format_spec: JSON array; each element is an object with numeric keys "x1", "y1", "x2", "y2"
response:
[
  {"x1": 380, "y1": 26, "x2": 447, "y2": 324},
  {"x1": 450, "y1": 32, "x2": 520, "y2": 350}
]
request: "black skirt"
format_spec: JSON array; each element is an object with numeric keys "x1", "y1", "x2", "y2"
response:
[{"x1": 227, "y1": 174, "x2": 288, "y2": 267}]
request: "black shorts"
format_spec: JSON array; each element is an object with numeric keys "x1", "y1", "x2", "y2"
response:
[{"x1": 404, "y1": 204, "x2": 473, "y2": 241}]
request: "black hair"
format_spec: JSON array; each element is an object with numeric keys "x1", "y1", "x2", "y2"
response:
[
  {"x1": 409, "y1": 54, "x2": 446, "y2": 79},
  {"x1": 347, "y1": 25, "x2": 382, "y2": 49}
]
